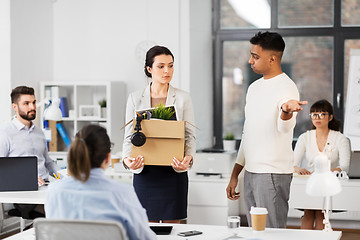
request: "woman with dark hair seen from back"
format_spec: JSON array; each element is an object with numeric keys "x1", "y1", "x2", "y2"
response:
[
  {"x1": 45, "y1": 125, "x2": 156, "y2": 240},
  {"x1": 122, "y1": 45, "x2": 196, "y2": 223},
  {"x1": 293, "y1": 99, "x2": 351, "y2": 230}
]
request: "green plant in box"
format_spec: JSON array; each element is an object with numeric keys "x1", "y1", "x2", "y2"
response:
[
  {"x1": 151, "y1": 103, "x2": 175, "y2": 120},
  {"x1": 224, "y1": 132, "x2": 235, "y2": 140}
]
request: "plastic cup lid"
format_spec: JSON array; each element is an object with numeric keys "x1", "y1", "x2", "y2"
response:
[{"x1": 250, "y1": 206, "x2": 268, "y2": 215}]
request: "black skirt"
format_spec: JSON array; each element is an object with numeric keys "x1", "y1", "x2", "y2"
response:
[{"x1": 133, "y1": 165, "x2": 188, "y2": 221}]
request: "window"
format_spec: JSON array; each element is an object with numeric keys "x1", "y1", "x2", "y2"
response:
[
  {"x1": 342, "y1": 0, "x2": 360, "y2": 26},
  {"x1": 283, "y1": 37, "x2": 333, "y2": 135},
  {"x1": 222, "y1": 41, "x2": 248, "y2": 139},
  {"x1": 214, "y1": 0, "x2": 360, "y2": 147},
  {"x1": 344, "y1": 40, "x2": 360, "y2": 101},
  {"x1": 278, "y1": 0, "x2": 333, "y2": 27},
  {"x1": 220, "y1": 0, "x2": 271, "y2": 29}
]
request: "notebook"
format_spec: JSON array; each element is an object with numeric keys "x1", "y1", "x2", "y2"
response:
[
  {"x1": 348, "y1": 151, "x2": 360, "y2": 179},
  {"x1": 0, "y1": 156, "x2": 38, "y2": 191}
]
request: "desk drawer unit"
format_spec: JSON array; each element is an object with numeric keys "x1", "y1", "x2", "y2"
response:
[
  {"x1": 288, "y1": 177, "x2": 360, "y2": 223},
  {"x1": 187, "y1": 178, "x2": 240, "y2": 225}
]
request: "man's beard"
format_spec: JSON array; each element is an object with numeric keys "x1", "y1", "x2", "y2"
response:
[{"x1": 19, "y1": 110, "x2": 36, "y2": 121}]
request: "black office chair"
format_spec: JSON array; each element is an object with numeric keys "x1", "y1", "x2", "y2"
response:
[{"x1": 8, "y1": 204, "x2": 45, "y2": 220}]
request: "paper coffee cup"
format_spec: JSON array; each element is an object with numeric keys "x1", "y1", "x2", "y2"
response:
[
  {"x1": 111, "y1": 156, "x2": 121, "y2": 168},
  {"x1": 250, "y1": 207, "x2": 268, "y2": 231}
]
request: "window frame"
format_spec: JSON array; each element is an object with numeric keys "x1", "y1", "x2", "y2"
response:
[{"x1": 213, "y1": 0, "x2": 360, "y2": 148}]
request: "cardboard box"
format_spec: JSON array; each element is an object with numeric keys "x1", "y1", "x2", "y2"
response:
[
  {"x1": 131, "y1": 119, "x2": 185, "y2": 166},
  {"x1": 49, "y1": 120, "x2": 58, "y2": 151}
]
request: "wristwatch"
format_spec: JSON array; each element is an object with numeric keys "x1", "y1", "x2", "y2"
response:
[{"x1": 281, "y1": 106, "x2": 292, "y2": 114}]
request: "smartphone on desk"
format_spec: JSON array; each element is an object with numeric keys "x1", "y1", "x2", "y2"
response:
[{"x1": 177, "y1": 230, "x2": 203, "y2": 237}]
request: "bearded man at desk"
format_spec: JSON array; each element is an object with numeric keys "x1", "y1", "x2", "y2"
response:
[{"x1": 0, "y1": 86, "x2": 59, "y2": 219}]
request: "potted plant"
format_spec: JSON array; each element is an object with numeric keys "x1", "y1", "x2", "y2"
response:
[
  {"x1": 151, "y1": 103, "x2": 175, "y2": 120},
  {"x1": 98, "y1": 99, "x2": 107, "y2": 118},
  {"x1": 223, "y1": 132, "x2": 236, "y2": 151}
]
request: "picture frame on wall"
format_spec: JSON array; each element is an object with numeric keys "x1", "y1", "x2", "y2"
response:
[{"x1": 79, "y1": 105, "x2": 101, "y2": 119}]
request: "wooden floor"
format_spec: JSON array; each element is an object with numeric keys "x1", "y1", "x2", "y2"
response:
[
  {"x1": 341, "y1": 231, "x2": 360, "y2": 240},
  {"x1": 0, "y1": 230, "x2": 19, "y2": 239}
]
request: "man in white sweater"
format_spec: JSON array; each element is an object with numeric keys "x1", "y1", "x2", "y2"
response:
[{"x1": 226, "y1": 32, "x2": 308, "y2": 228}]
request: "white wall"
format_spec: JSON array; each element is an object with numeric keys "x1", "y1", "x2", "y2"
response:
[
  {"x1": 0, "y1": 0, "x2": 12, "y2": 129},
  {"x1": 0, "y1": 0, "x2": 53, "y2": 128},
  {"x1": 53, "y1": 0, "x2": 189, "y2": 94},
  {"x1": 52, "y1": 0, "x2": 213, "y2": 150},
  {"x1": 190, "y1": 0, "x2": 213, "y2": 149},
  {"x1": 10, "y1": 0, "x2": 53, "y2": 126},
  {"x1": 2, "y1": 0, "x2": 213, "y2": 150}
]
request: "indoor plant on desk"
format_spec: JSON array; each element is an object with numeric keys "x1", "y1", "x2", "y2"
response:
[{"x1": 223, "y1": 133, "x2": 236, "y2": 151}]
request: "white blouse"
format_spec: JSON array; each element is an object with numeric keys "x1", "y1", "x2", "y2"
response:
[{"x1": 293, "y1": 130, "x2": 351, "y2": 173}]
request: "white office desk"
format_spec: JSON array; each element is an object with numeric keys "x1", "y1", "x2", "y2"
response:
[
  {"x1": 0, "y1": 168, "x2": 132, "y2": 205},
  {"x1": 0, "y1": 168, "x2": 131, "y2": 205},
  {"x1": 4, "y1": 223, "x2": 342, "y2": 240},
  {"x1": 0, "y1": 186, "x2": 48, "y2": 231},
  {"x1": 154, "y1": 223, "x2": 342, "y2": 240},
  {"x1": 0, "y1": 187, "x2": 47, "y2": 205},
  {"x1": 289, "y1": 176, "x2": 360, "y2": 211}
]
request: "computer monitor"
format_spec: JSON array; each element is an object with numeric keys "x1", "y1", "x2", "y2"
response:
[
  {"x1": 348, "y1": 151, "x2": 360, "y2": 179},
  {"x1": 0, "y1": 156, "x2": 38, "y2": 191}
]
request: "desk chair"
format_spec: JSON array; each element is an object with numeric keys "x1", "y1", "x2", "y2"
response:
[
  {"x1": 0, "y1": 203, "x2": 33, "y2": 234},
  {"x1": 0, "y1": 203, "x2": 8, "y2": 233},
  {"x1": 0, "y1": 203, "x2": 20, "y2": 233},
  {"x1": 34, "y1": 218, "x2": 127, "y2": 240}
]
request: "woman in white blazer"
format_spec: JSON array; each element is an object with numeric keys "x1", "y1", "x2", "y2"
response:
[
  {"x1": 122, "y1": 46, "x2": 196, "y2": 223},
  {"x1": 293, "y1": 99, "x2": 350, "y2": 230}
]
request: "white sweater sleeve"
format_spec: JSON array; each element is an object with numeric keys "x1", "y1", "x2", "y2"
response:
[
  {"x1": 337, "y1": 135, "x2": 351, "y2": 173},
  {"x1": 293, "y1": 133, "x2": 306, "y2": 167},
  {"x1": 276, "y1": 96, "x2": 298, "y2": 134},
  {"x1": 276, "y1": 80, "x2": 300, "y2": 133},
  {"x1": 277, "y1": 109, "x2": 297, "y2": 133},
  {"x1": 235, "y1": 140, "x2": 245, "y2": 166}
]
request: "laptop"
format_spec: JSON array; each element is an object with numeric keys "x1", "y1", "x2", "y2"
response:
[
  {"x1": 348, "y1": 151, "x2": 360, "y2": 179},
  {"x1": 0, "y1": 156, "x2": 38, "y2": 191}
]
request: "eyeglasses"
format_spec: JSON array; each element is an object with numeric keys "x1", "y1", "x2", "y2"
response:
[
  {"x1": 309, "y1": 113, "x2": 329, "y2": 120},
  {"x1": 110, "y1": 142, "x2": 115, "y2": 151}
]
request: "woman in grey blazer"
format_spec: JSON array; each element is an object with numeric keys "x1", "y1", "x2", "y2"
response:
[{"x1": 122, "y1": 46, "x2": 196, "y2": 223}]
